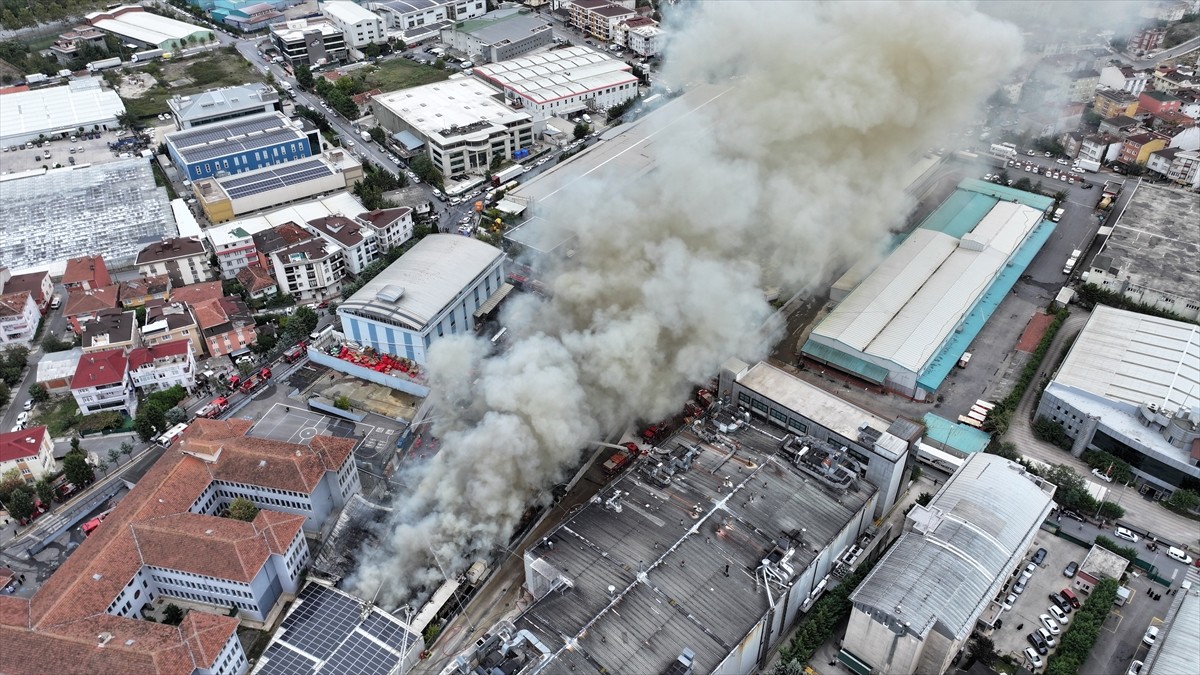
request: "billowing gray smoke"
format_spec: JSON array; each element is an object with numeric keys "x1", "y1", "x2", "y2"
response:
[{"x1": 348, "y1": 1, "x2": 1022, "y2": 606}]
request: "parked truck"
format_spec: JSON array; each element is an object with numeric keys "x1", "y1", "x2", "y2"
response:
[
  {"x1": 130, "y1": 49, "x2": 164, "y2": 62},
  {"x1": 360, "y1": 129, "x2": 372, "y2": 143},
  {"x1": 490, "y1": 164, "x2": 525, "y2": 186},
  {"x1": 196, "y1": 396, "x2": 229, "y2": 418},
  {"x1": 283, "y1": 343, "x2": 307, "y2": 363},
  {"x1": 87, "y1": 57, "x2": 122, "y2": 72},
  {"x1": 1075, "y1": 158, "x2": 1100, "y2": 173}
]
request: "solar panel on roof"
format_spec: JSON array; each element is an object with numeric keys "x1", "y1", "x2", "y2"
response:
[
  {"x1": 361, "y1": 612, "x2": 417, "y2": 649},
  {"x1": 277, "y1": 585, "x2": 361, "y2": 659},
  {"x1": 257, "y1": 644, "x2": 318, "y2": 675},
  {"x1": 326, "y1": 633, "x2": 398, "y2": 675}
]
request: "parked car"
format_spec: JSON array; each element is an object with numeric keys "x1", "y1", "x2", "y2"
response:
[
  {"x1": 1061, "y1": 588, "x2": 1080, "y2": 609},
  {"x1": 1032, "y1": 548, "x2": 1047, "y2": 565},
  {"x1": 22, "y1": 400, "x2": 33, "y2": 411},
  {"x1": 1024, "y1": 647, "x2": 1044, "y2": 669},
  {"x1": 1142, "y1": 625, "x2": 1159, "y2": 647},
  {"x1": 1114, "y1": 527, "x2": 1140, "y2": 543},
  {"x1": 1049, "y1": 592, "x2": 1072, "y2": 613},
  {"x1": 15, "y1": 412, "x2": 29, "y2": 426},
  {"x1": 1128, "y1": 660, "x2": 1144, "y2": 675},
  {"x1": 1027, "y1": 631, "x2": 1048, "y2": 655},
  {"x1": 1049, "y1": 605, "x2": 1069, "y2": 624},
  {"x1": 1039, "y1": 614, "x2": 1061, "y2": 635},
  {"x1": 1002, "y1": 593, "x2": 1017, "y2": 611},
  {"x1": 1166, "y1": 547, "x2": 1194, "y2": 565},
  {"x1": 1063, "y1": 561, "x2": 1079, "y2": 577},
  {"x1": 1038, "y1": 627, "x2": 1057, "y2": 648},
  {"x1": 1092, "y1": 468, "x2": 1114, "y2": 483}
]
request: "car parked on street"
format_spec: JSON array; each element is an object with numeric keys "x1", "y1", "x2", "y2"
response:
[
  {"x1": 1092, "y1": 468, "x2": 1113, "y2": 482},
  {"x1": 1114, "y1": 527, "x2": 1140, "y2": 543},
  {"x1": 1024, "y1": 648, "x2": 1044, "y2": 669}
]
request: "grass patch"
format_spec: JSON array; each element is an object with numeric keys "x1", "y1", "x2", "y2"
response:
[
  {"x1": 119, "y1": 49, "x2": 260, "y2": 121},
  {"x1": 363, "y1": 59, "x2": 449, "y2": 91},
  {"x1": 33, "y1": 396, "x2": 81, "y2": 437}
]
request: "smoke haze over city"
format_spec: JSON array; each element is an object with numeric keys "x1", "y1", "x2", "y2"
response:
[{"x1": 348, "y1": 1, "x2": 1025, "y2": 607}]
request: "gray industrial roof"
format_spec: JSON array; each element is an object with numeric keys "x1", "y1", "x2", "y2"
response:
[
  {"x1": 456, "y1": 8, "x2": 550, "y2": 46},
  {"x1": 516, "y1": 424, "x2": 877, "y2": 675},
  {"x1": 1144, "y1": 570, "x2": 1200, "y2": 675},
  {"x1": 168, "y1": 83, "x2": 277, "y2": 123},
  {"x1": 1096, "y1": 182, "x2": 1199, "y2": 302},
  {"x1": 338, "y1": 234, "x2": 503, "y2": 332},
  {"x1": 851, "y1": 453, "x2": 1055, "y2": 641}
]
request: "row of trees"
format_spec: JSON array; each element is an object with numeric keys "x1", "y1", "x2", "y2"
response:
[
  {"x1": 0, "y1": 346, "x2": 30, "y2": 407},
  {"x1": 771, "y1": 554, "x2": 882, "y2": 671},
  {"x1": 1044, "y1": 579, "x2": 1120, "y2": 675},
  {"x1": 133, "y1": 385, "x2": 189, "y2": 443},
  {"x1": 352, "y1": 160, "x2": 406, "y2": 210},
  {"x1": 1073, "y1": 283, "x2": 1198, "y2": 325},
  {"x1": 983, "y1": 307, "x2": 1069, "y2": 436}
]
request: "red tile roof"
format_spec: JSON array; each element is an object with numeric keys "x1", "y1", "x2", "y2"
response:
[
  {"x1": 236, "y1": 264, "x2": 277, "y2": 295},
  {"x1": 71, "y1": 349, "x2": 129, "y2": 389},
  {"x1": 1, "y1": 415, "x2": 346, "y2": 675},
  {"x1": 127, "y1": 339, "x2": 191, "y2": 371},
  {"x1": 0, "y1": 426, "x2": 49, "y2": 463},
  {"x1": 189, "y1": 298, "x2": 228, "y2": 330},
  {"x1": 0, "y1": 290, "x2": 34, "y2": 318},
  {"x1": 63, "y1": 285, "x2": 119, "y2": 318},
  {"x1": 168, "y1": 281, "x2": 223, "y2": 306},
  {"x1": 62, "y1": 255, "x2": 111, "y2": 288}
]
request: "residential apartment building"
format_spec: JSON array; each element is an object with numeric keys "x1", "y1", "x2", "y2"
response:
[
  {"x1": 136, "y1": 236, "x2": 213, "y2": 287},
  {"x1": 1130, "y1": 27, "x2": 1167, "y2": 55},
  {"x1": 0, "y1": 426, "x2": 56, "y2": 483},
  {"x1": 269, "y1": 18, "x2": 346, "y2": 67},
  {"x1": 1175, "y1": 88, "x2": 1200, "y2": 120},
  {"x1": 1152, "y1": 66, "x2": 1200, "y2": 94},
  {"x1": 270, "y1": 238, "x2": 345, "y2": 302},
  {"x1": 1140, "y1": 89, "x2": 1182, "y2": 117},
  {"x1": 128, "y1": 339, "x2": 196, "y2": 394},
  {"x1": 1146, "y1": 146, "x2": 1181, "y2": 177},
  {"x1": 1166, "y1": 148, "x2": 1200, "y2": 188},
  {"x1": 624, "y1": 23, "x2": 662, "y2": 57},
  {"x1": 80, "y1": 308, "x2": 139, "y2": 354},
  {"x1": 236, "y1": 265, "x2": 278, "y2": 300},
  {"x1": 61, "y1": 254, "x2": 111, "y2": 292},
  {"x1": 1119, "y1": 132, "x2": 1167, "y2": 165},
  {"x1": 321, "y1": 1, "x2": 385, "y2": 48},
  {"x1": 1078, "y1": 132, "x2": 1123, "y2": 165},
  {"x1": 166, "y1": 112, "x2": 314, "y2": 182},
  {"x1": 0, "y1": 268, "x2": 53, "y2": 310},
  {"x1": 167, "y1": 83, "x2": 281, "y2": 130},
  {"x1": 1097, "y1": 65, "x2": 1152, "y2": 97},
  {"x1": 439, "y1": 7, "x2": 553, "y2": 64},
  {"x1": 118, "y1": 275, "x2": 172, "y2": 309},
  {"x1": 568, "y1": 0, "x2": 635, "y2": 41},
  {"x1": 358, "y1": 206, "x2": 415, "y2": 251},
  {"x1": 1094, "y1": 89, "x2": 1140, "y2": 119},
  {"x1": 194, "y1": 296, "x2": 258, "y2": 357},
  {"x1": 142, "y1": 300, "x2": 203, "y2": 356},
  {"x1": 71, "y1": 348, "x2": 138, "y2": 417},
  {"x1": 63, "y1": 285, "x2": 120, "y2": 334},
  {"x1": 372, "y1": 78, "x2": 535, "y2": 177},
  {"x1": 305, "y1": 207, "x2": 414, "y2": 276},
  {"x1": 1098, "y1": 114, "x2": 1141, "y2": 138},
  {"x1": 0, "y1": 291, "x2": 41, "y2": 346}
]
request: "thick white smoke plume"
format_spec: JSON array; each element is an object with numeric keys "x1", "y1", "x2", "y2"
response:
[{"x1": 349, "y1": 1, "x2": 1023, "y2": 605}]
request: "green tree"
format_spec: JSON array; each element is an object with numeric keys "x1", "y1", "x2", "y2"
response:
[
  {"x1": 162, "y1": 603, "x2": 184, "y2": 626},
  {"x1": 6, "y1": 487, "x2": 34, "y2": 522},
  {"x1": 295, "y1": 64, "x2": 314, "y2": 90},
  {"x1": 121, "y1": 441, "x2": 134, "y2": 463},
  {"x1": 165, "y1": 405, "x2": 187, "y2": 426},
  {"x1": 970, "y1": 634, "x2": 997, "y2": 666},
  {"x1": 135, "y1": 414, "x2": 159, "y2": 443},
  {"x1": 0, "y1": 469, "x2": 24, "y2": 505},
  {"x1": 915, "y1": 491, "x2": 934, "y2": 507},
  {"x1": 282, "y1": 306, "x2": 319, "y2": 344},
  {"x1": 334, "y1": 395, "x2": 352, "y2": 411},
  {"x1": 410, "y1": 154, "x2": 442, "y2": 188},
  {"x1": 28, "y1": 383, "x2": 50, "y2": 404},
  {"x1": 40, "y1": 332, "x2": 74, "y2": 353},
  {"x1": 573, "y1": 122, "x2": 590, "y2": 140},
  {"x1": 35, "y1": 479, "x2": 53, "y2": 505},
  {"x1": 368, "y1": 126, "x2": 386, "y2": 145},
  {"x1": 108, "y1": 448, "x2": 121, "y2": 468},
  {"x1": 0, "y1": 382, "x2": 9, "y2": 407},
  {"x1": 1167, "y1": 488, "x2": 1200, "y2": 512},
  {"x1": 64, "y1": 449, "x2": 94, "y2": 485},
  {"x1": 227, "y1": 497, "x2": 259, "y2": 522},
  {"x1": 116, "y1": 111, "x2": 140, "y2": 130}
]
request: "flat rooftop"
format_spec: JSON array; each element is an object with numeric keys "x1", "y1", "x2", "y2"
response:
[
  {"x1": 737, "y1": 361, "x2": 890, "y2": 444},
  {"x1": 86, "y1": 6, "x2": 204, "y2": 44},
  {"x1": 168, "y1": 83, "x2": 277, "y2": 123},
  {"x1": 472, "y1": 45, "x2": 636, "y2": 105},
  {"x1": 455, "y1": 8, "x2": 550, "y2": 45},
  {"x1": 206, "y1": 192, "x2": 366, "y2": 248},
  {"x1": 516, "y1": 423, "x2": 876, "y2": 675},
  {"x1": 1054, "y1": 304, "x2": 1198, "y2": 412},
  {"x1": 1095, "y1": 182, "x2": 1199, "y2": 299},
  {"x1": 0, "y1": 76, "x2": 124, "y2": 143},
  {"x1": 372, "y1": 78, "x2": 528, "y2": 142}
]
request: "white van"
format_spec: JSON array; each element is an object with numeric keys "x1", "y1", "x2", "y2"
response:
[
  {"x1": 1063, "y1": 250, "x2": 1081, "y2": 275},
  {"x1": 1167, "y1": 546, "x2": 1194, "y2": 564}
]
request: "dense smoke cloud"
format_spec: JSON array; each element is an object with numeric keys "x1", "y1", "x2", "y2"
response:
[{"x1": 349, "y1": 1, "x2": 1023, "y2": 606}]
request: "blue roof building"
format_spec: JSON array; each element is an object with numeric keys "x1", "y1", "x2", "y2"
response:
[{"x1": 165, "y1": 112, "x2": 315, "y2": 182}]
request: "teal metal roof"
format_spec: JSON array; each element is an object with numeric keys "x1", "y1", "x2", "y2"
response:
[
  {"x1": 800, "y1": 339, "x2": 890, "y2": 385},
  {"x1": 921, "y1": 413, "x2": 991, "y2": 454}
]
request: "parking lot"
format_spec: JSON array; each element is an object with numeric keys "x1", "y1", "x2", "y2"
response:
[
  {"x1": 1, "y1": 127, "x2": 145, "y2": 174},
  {"x1": 987, "y1": 523, "x2": 1177, "y2": 673}
]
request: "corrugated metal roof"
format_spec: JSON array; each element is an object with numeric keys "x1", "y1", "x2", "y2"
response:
[
  {"x1": 1145, "y1": 572, "x2": 1200, "y2": 675},
  {"x1": 851, "y1": 453, "x2": 1055, "y2": 641},
  {"x1": 1054, "y1": 305, "x2": 1199, "y2": 412},
  {"x1": 810, "y1": 200, "x2": 1044, "y2": 374}
]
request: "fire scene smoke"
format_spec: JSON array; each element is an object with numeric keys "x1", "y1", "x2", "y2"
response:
[{"x1": 348, "y1": 1, "x2": 1023, "y2": 606}]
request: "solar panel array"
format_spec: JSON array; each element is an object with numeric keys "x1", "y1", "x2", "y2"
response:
[
  {"x1": 180, "y1": 128, "x2": 307, "y2": 164},
  {"x1": 258, "y1": 644, "x2": 317, "y2": 675},
  {"x1": 255, "y1": 584, "x2": 421, "y2": 675},
  {"x1": 171, "y1": 114, "x2": 283, "y2": 148},
  {"x1": 326, "y1": 633, "x2": 398, "y2": 675},
  {"x1": 221, "y1": 159, "x2": 334, "y2": 200}
]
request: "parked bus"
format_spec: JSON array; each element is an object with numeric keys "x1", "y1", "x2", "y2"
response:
[
  {"x1": 957, "y1": 415, "x2": 984, "y2": 429},
  {"x1": 156, "y1": 422, "x2": 190, "y2": 448}
]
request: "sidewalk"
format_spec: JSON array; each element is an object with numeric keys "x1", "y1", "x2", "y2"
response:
[{"x1": 1003, "y1": 310, "x2": 1200, "y2": 549}]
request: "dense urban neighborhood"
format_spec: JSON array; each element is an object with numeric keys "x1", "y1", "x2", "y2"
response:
[{"x1": 1, "y1": 2, "x2": 1199, "y2": 675}]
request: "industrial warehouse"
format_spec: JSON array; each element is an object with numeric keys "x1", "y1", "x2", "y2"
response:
[{"x1": 802, "y1": 179, "x2": 1057, "y2": 400}]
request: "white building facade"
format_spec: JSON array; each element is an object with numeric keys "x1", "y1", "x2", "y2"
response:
[
  {"x1": 472, "y1": 46, "x2": 639, "y2": 121},
  {"x1": 624, "y1": 24, "x2": 663, "y2": 57},
  {"x1": 369, "y1": 0, "x2": 487, "y2": 32},
  {"x1": 0, "y1": 291, "x2": 41, "y2": 346},
  {"x1": 271, "y1": 239, "x2": 345, "y2": 302},
  {"x1": 127, "y1": 339, "x2": 197, "y2": 394},
  {"x1": 0, "y1": 426, "x2": 57, "y2": 483},
  {"x1": 321, "y1": 1, "x2": 385, "y2": 48},
  {"x1": 71, "y1": 348, "x2": 138, "y2": 417}
]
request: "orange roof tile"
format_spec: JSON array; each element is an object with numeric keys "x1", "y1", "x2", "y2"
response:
[
  {"x1": 63, "y1": 285, "x2": 119, "y2": 317},
  {"x1": 189, "y1": 298, "x2": 228, "y2": 330},
  {"x1": 169, "y1": 281, "x2": 224, "y2": 306}
]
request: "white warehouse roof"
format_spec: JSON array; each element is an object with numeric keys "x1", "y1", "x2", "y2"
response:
[
  {"x1": 852, "y1": 453, "x2": 1055, "y2": 641},
  {"x1": 206, "y1": 192, "x2": 366, "y2": 248},
  {"x1": 472, "y1": 45, "x2": 637, "y2": 104},
  {"x1": 86, "y1": 6, "x2": 205, "y2": 46},
  {"x1": 322, "y1": 0, "x2": 381, "y2": 23},
  {"x1": 0, "y1": 77, "x2": 125, "y2": 146},
  {"x1": 810, "y1": 201, "x2": 1043, "y2": 373},
  {"x1": 1054, "y1": 305, "x2": 1199, "y2": 413},
  {"x1": 340, "y1": 234, "x2": 503, "y2": 331},
  {"x1": 372, "y1": 78, "x2": 528, "y2": 140}
]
